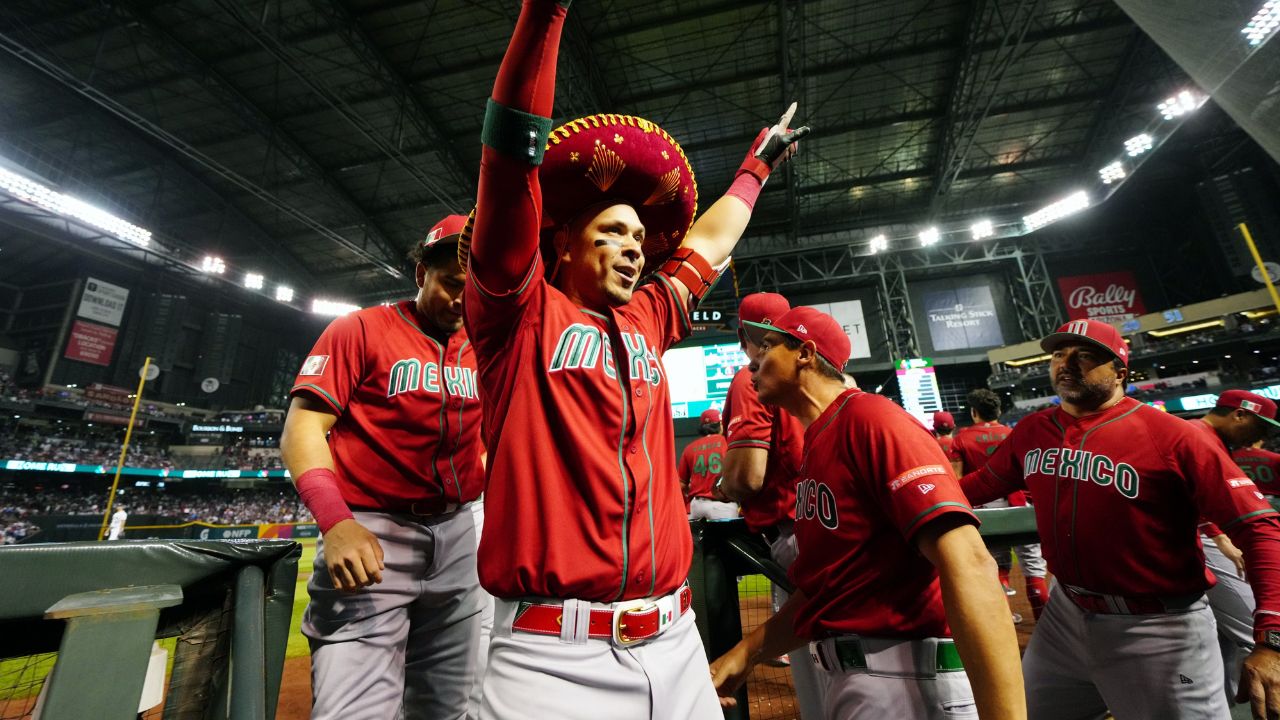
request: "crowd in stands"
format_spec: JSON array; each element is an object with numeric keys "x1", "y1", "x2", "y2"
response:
[
  {"x1": 1, "y1": 485, "x2": 312, "y2": 542},
  {"x1": 0, "y1": 435, "x2": 174, "y2": 468}
]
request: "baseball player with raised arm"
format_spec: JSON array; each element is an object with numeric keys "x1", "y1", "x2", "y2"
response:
[
  {"x1": 680, "y1": 409, "x2": 737, "y2": 520},
  {"x1": 280, "y1": 215, "x2": 489, "y2": 720},
  {"x1": 721, "y1": 291, "x2": 828, "y2": 717},
  {"x1": 1235, "y1": 439, "x2": 1280, "y2": 495},
  {"x1": 962, "y1": 319, "x2": 1280, "y2": 719},
  {"x1": 460, "y1": 2, "x2": 807, "y2": 717},
  {"x1": 710, "y1": 307, "x2": 1026, "y2": 720},
  {"x1": 1193, "y1": 390, "x2": 1280, "y2": 711},
  {"x1": 953, "y1": 388, "x2": 1047, "y2": 622}
]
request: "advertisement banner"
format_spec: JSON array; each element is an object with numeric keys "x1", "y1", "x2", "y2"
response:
[
  {"x1": 1056, "y1": 271, "x2": 1146, "y2": 324},
  {"x1": 803, "y1": 300, "x2": 873, "y2": 360},
  {"x1": 259, "y1": 523, "x2": 319, "y2": 539},
  {"x1": 83, "y1": 410, "x2": 145, "y2": 427},
  {"x1": 922, "y1": 284, "x2": 1005, "y2": 351},
  {"x1": 64, "y1": 320, "x2": 118, "y2": 366},
  {"x1": 77, "y1": 277, "x2": 130, "y2": 326}
]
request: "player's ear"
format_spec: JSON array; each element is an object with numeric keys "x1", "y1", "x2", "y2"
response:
[
  {"x1": 554, "y1": 227, "x2": 573, "y2": 264},
  {"x1": 415, "y1": 262, "x2": 428, "y2": 290}
]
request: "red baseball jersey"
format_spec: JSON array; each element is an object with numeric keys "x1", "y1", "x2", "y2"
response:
[
  {"x1": 935, "y1": 434, "x2": 959, "y2": 462},
  {"x1": 679, "y1": 434, "x2": 728, "y2": 501},
  {"x1": 724, "y1": 366, "x2": 803, "y2": 532},
  {"x1": 789, "y1": 389, "x2": 978, "y2": 640},
  {"x1": 290, "y1": 300, "x2": 484, "y2": 510},
  {"x1": 1233, "y1": 447, "x2": 1280, "y2": 496},
  {"x1": 464, "y1": 263, "x2": 692, "y2": 602},
  {"x1": 963, "y1": 397, "x2": 1280, "y2": 604},
  {"x1": 953, "y1": 422, "x2": 1025, "y2": 507}
]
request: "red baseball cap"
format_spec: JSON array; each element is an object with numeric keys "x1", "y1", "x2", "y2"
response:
[
  {"x1": 1217, "y1": 390, "x2": 1280, "y2": 429},
  {"x1": 699, "y1": 408, "x2": 722, "y2": 424},
  {"x1": 738, "y1": 293, "x2": 790, "y2": 345},
  {"x1": 743, "y1": 306, "x2": 851, "y2": 370},
  {"x1": 933, "y1": 411, "x2": 955, "y2": 431},
  {"x1": 423, "y1": 214, "x2": 468, "y2": 249},
  {"x1": 1040, "y1": 319, "x2": 1129, "y2": 366}
]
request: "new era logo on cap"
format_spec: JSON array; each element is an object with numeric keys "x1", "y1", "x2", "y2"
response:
[{"x1": 796, "y1": 324, "x2": 808, "y2": 334}]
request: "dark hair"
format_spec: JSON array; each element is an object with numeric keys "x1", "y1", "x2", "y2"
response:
[
  {"x1": 408, "y1": 240, "x2": 459, "y2": 270},
  {"x1": 778, "y1": 335, "x2": 845, "y2": 382},
  {"x1": 967, "y1": 388, "x2": 1002, "y2": 422},
  {"x1": 1208, "y1": 406, "x2": 1236, "y2": 418},
  {"x1": 1111, "y1": 358, "x2": 1125, "y2": 373},
  {"x1": 699, "y1": 422, "x2": 720, "y2": 436}
]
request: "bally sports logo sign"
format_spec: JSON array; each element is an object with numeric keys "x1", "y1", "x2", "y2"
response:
[{"x1": 1056, "y1": 271, "x2": 1146, "y2": 324}]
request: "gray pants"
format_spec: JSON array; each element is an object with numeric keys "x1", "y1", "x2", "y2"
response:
[
  {"x1": 990, "y1": 543, "x2": 1047, "y2": 576},
  {"x1": 771, "y1": 525, "x2": 831, "y2": 720},
  {"x1": 1024, "y1": 585, "x2": 1228, "y2": 720},
  {"x1": 304, "y1": 507, "x2": 489, "y2": 720},
  {"x1": 822, "y1": 665, "x2": 975, "y2": 720},
  {"x1": 480, "y1": 598, "x2": 721, "y2": 719},
  {"x1": 1203, "y1": 535, "x2": 1255, "y2": 707}
]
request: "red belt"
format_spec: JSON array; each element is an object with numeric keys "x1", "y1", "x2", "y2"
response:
[
  {"x1": 1062, "y1": 584, "x2": 1203, "y2": 615},
  {"x1": 511, "y1": 585, "x2": 692, "y2": 647}
]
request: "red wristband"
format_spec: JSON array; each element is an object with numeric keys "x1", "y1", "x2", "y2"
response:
[
  {"x1": 726, "y1": 172, "x2": 763, "y2": 212},
  {"x1": 294, "y1": 467, "x2": 354, "y2": 533}
]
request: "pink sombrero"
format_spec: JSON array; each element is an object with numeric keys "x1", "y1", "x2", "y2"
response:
[{"x1": 459, "y1": 113, "x2": 697, "y2": 276}]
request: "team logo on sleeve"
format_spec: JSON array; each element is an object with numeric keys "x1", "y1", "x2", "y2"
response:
[{"x1": 299, "y1": 355, "x2": 329, "y2": 376}]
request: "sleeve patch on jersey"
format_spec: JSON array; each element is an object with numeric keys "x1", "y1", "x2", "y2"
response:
[
  {"x1": 889, "y1": 464, "x2": 949, "y2": 493},
  {"x1": 1229, "y1": 478, "x2": 1257, "y2": 488},
  {"x1": 299, "y1": 355, "x2": 330, "y2": 376}
]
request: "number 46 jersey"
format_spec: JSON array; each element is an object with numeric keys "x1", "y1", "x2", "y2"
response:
[{"x1": 679, "y1": 433, "x2": 728, "y2": 501}]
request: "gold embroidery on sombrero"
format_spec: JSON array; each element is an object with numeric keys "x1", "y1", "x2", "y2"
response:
[
  {"x1": 644, "y1": 168, "x2": 681, "y2": 206},
  {"x1": 586, "y1": 143, "x2": 626, "y2": 192}
]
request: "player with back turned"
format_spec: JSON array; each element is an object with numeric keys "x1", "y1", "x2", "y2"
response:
[
  {"x1": 680, "y1": 409, "x2": 737, "y2": 520},
  {"x1": 460, "y1": 1, "x2": 807, "y2": 717},
  {"x1": 710, "y1": 306, "x2": 1025, "y2": 719},
  {"x1": 961, "y1": 319, "x2": 1280, "y2": 719},
  {"x1": 280, "y1": 215, "x2": 489, "y2": 720}
]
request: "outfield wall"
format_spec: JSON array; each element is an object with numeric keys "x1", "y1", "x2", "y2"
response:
[{"x1": 21, "y1": 515, "x2": 318, "y2": 542}]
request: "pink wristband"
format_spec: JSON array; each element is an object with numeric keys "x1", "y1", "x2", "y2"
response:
[
  {"x1": 294, "y1": 467, "x2": 354, "y2": 533},
  {"x1": 726, "y1": 171, "x2": 763, "y2": 212}
]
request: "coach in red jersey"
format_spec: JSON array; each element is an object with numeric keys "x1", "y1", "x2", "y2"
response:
[
  {"x1": 679, "y1": 409, "x2": 735, "y2": 519},
  {"x1": 962, "y1": 319, "x2": 1280, "y2": 719},
  {"x1": 281, "y1": 214, "x2": 489, "y2": 720},
  {"x1": 720, "y1": 291, "x2": 828, "y2": 716},
  {"x1": 461, "y1": 2, "x2": 806, "y2": 717},
  {"x1": 711, "y1": 307, "x2": 1025, "y2": 720}
]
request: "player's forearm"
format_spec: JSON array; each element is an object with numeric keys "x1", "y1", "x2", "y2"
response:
[
  {"x1": 928, "y1": 524, "x2": 1027, "y2": 720},
  {"x1": 721, "y1": 447, "x2": 767, "y2": 503},
  {"x1": 1228, "y1": 516, "x2": 1280, "y2": 635},
  {"x1": 681, "y1": 184, "x2": 757, "y2": 268},
  {"x1": 738, "y1": 589, "x2": 810, "y2": 664},
  {"x1": 960, "y1": 468, "x2": 1016, "y2": 508}
]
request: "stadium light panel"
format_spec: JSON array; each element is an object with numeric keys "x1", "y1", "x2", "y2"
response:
[
  {"x1": 0, "y1": 166, "x2": 152, "y2": 247},
  {"x1": 970, "y1": 219, "x2": 994, "y2": 240},
  {"x1": 275, "y1": 285, "x2": 294, "y2": 302},
  {"x1": 869, "y1": 234, "x2": 888, "y2": 253},
  {"x1": 1023, "y1": 191, "x2": 1090, "y2": 232},
  {"x1": 201, "y1": 256, "x2": 226, "y2": 274},
  {"x1": 1157, "y1": 90, "x2": 1203, "y2": 120},
  {"x1": 1243, "y1": 1, "x2": 1280, "y2": 46},
  {"x1": 244, "y1": 272, "x2": 264, "y2": 290},
  {"x1": 1124, "y1": 134, "x2": 1154, "y2": 157},
  {"x1": 919, "y1": 227, "x2": 940, "y2": 247},
  {"x1": 312, "y1": 299, "x2": 360, "y2": 317},
  {"x1": 1099, "y1": 162, "x2": 1126, "y2": 185}
]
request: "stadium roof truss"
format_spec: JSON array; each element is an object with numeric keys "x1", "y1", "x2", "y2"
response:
[{"x1": 0, "y1": 0, "x2": 1191, "y2": 303}]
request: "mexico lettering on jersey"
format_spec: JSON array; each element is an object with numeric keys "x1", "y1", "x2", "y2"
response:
[
  {"x1": 290, "y1": 300, "x2": 484, "y2": 510},
  {"x1": 679, "y1": 434, "x2": 728, "y2": 502},
  {"x1": 724, "y1": 366, "x2": 803, "y2": 532},
  {"x1": 789, "y1": 389, "x2": 977, "y2": 640},
  {"x1": 1233, "y1": 447, "x2": 1280, "y2": 496},
  {"x1": 962, "y1": 397, "x2": 1279, "y2": 599},
  {"x1": 464, "y1": 256, "x2": 692, "y2": 603}
]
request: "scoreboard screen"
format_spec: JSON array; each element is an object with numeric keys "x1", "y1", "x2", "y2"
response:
[
  {"x1": 663, "y1": 342, "x2": 748, "y2": 419},
  {"x1": 896, "y1": 357, "x2": 943, "y2": 429}
]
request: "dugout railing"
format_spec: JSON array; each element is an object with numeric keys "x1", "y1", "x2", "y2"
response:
[
  {"x1": 0, "y1": 539, "x2": 300, "y2": 720},
  {"x1": 689, "y1": 506, "x2": 1040, "y2": 720}
]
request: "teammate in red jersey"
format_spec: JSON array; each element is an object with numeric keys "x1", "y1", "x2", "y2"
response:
[
  {"x1": 461, "y1": 2, "x2": 806, "y2": 717},
  {"x1": 710, "y1": 306, "x2": 1025, "y2": 719},
  {"x1": 953, "y1": 388, "x2": 1047, "y2": 621},
  {"x1": 679, "y1": 409, "x2": 736, "y2": 520},
  {"x1": 281, "y1": 215, "x2": 490, "y2": 720},
  {"x1": 962, "y1": 319, "x2": 1280, "y2": 719},
  {"x1": 1234, "y1": 439, "x2": 1280, "y2": 495},
  {"x1": 1193, "y1": 389, "x2": 1280, "y2": 712},
  {"x1": 720, "y1": 292, "x2": 828, "y2": 715},
  {"x1": 932, "y1": 410, "x2": 959, "y2": 464}
]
